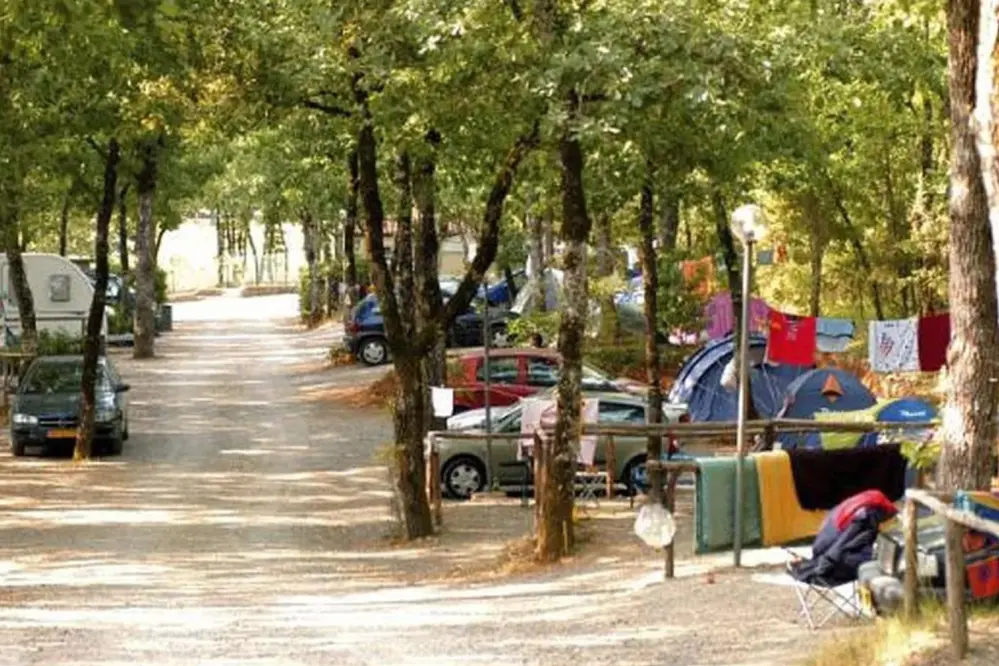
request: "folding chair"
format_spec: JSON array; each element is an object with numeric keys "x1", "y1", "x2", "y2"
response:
[
  {"x1": 575, "y1": 465, "x2": 608, "y2": 506},
  {"x1": 785, "y1": 549, "x2": 871, "y2": 630}
]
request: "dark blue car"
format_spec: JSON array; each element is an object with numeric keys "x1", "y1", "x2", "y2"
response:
[{"x1": 344, "y1": 285, "x2": 511, "y2": 366}]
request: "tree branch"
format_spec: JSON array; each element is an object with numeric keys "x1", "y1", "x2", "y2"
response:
[{"x1": 302, "y1": 99, "x2": 352, "y2": 118}]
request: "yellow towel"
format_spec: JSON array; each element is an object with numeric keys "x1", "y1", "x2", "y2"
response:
[{"x1": 754, "y1": 450, "x2": 827, "y2": 546}]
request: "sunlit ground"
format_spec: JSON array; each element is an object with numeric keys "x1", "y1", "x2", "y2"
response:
[{"x1": 0, "y1": 294, "x2": 821, "y2": 665}]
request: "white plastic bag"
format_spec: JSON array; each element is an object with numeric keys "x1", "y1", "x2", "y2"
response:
[{"x1": 634, "y1": 503, "x2": 677, "y2": 548}]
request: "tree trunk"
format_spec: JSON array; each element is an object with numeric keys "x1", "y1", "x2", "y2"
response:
[
  {"x1": 59, "y1": 191, "x2": 70, "y2": 257},
  {"x1": 659, "y1": 191, "x2": 681, "y2": 252},
  {"x1": 828, "y1": 184, "x2": 887, "y2": 319},
  {"x1": 938, "y1": 0, "x2": 999, "y2": 491},
  {"x1": 543, "y1": 206, "x2": 556, "y2": 266},
  {"x1": 75, "y1": 139, "x2": 119, "y2": 460},
  {"x1": 596, "y1": 214, "x2": 619, "y2": 342},
  {"x1": 247, "y1": 221, "x2": 260, "y2": 286},
  {"x1": 301, "y1": 212, "x2": 321, "y2": 325},
  {"x1": 215, "y1": 210, "x2": 225, "y2": 287},
  {"x1": 155, "y1": 226, "x2": 167, "y2": 264},
  {"x1": 712, "y1": 189, "x2": 741, "y2": 335},
  {"x1": 0, "y1": 182, "x2": 37, "y2": 352},
  {"x1": 527, "y1": 207, "x2": 547, "y2": 313},
  {"x1": 413, "y1": 131, "x2": 447, "y2": 388},
  {"x1": 639, "y1": 168, "x2": 663, "y2": 503},
  {"x1": 808, "y1": 211, "x2": 825, "y2": 318},
  {"x1": 118, "y1": 184, "x2": 130, "y2": 275},
  {"x1": 393, "y1": 153, "x2": 416, "y2": 335},
  {"x1": 538, "y1": 91, "x2": 590, "y2": 563},
  {"x1": 343, "y1": 150, "x2": 360, "y2": 324},
  {"x1": 133, "y1": 139, "x2": 160, "y2": 360}
]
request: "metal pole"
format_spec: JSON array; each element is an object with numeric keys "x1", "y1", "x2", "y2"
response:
[
  {"x1": 483, "y1": 278, "x2": 494, "y2": 490},
  {"x1": 733, "y1": 239, "x2": 753, "y2": 568}
]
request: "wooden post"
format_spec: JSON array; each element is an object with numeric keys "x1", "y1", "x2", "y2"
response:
[
  {"x1": 664, "y1": 470, "x2": 678, "y2": 579},
  {"x1": 944, "y1": 518, "x2": 968, "y2": 659},
  {"x1": 533, "y1": 432, "x2": 545, "y2": 530},
  {"x1": 903, "y1": 496, "x2": 919, "y2": 620},
  {"x1": 605, "y1": 435, "x2": 616, "y2": 499},
  {"x1": 431, "y1": 447, "x2": 442, "y2": 527}
]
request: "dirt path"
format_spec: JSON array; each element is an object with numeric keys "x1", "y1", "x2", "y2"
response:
[{"x1": 0, "y1": 294, "x2": 819, "y2": 665}]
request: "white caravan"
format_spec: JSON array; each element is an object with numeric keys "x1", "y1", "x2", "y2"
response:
[{"x1": 0, "y1": 253, "x2": 106, "y2": 342}]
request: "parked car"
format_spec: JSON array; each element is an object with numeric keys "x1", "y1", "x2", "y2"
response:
[
  {"x1": 449, "y1": 348, "x2": 634, "y2": 414},
  {"x1": 344, "y1": 283, "x2": 510, "y2": 366},
  {"x1": 437, "y1": 391, "x2": 689, "y2": 499},
  {"x1": 8, "y1": 355, "x2": 131, "y2": 457}
]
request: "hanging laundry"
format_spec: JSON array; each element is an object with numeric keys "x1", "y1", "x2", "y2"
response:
[
  {"x1": 917, "y1": 313, "x2": 950, "y2": 372},
  {"x1": 766, "y1": 310, "x2": 817, "y2": 366},
  {"x1": 703, "y1": 292, "x2": 771, "y2": 340},
  {"x1": 816, "y1": 318, "x2": 855, "y2": 353},
  {"x1": 868, "y1": 318, "x2": 919, "y2": 373}
]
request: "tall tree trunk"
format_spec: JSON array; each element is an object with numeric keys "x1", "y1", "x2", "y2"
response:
[
  {"x1": 215, "y1": 210, "x2": 225, "y2": 287},
  {"x1": 247, "y1": 222, "x2": 260, "y2": 286},
  {"x1": 595, "y1": 214, "x2": 618, "y2": 341},
  {"x1": 133, "y1": 139, "x2": 160, "y2": 359},
  {"x1": 354, "y1": 102, "x2": 435, "y2": 540},
  {"x1": 75, "y1": 139, "x2": 119, "y2": 460},
  {"x1": 639, "y1": 167, "x2": 663, "y2": 503},
  {"x1": 343, "y1": 150, "x2": 360, "y2": 324},
  {"x1": 828, "y1": 183, "x2": 886, "y2": 319},
  {"x1": 0, "y1": 181, "x2": 37, "y2": 352},
  {"x1": 659, "y1": 191, "x2": 680, "y2": 252},
  {"x1": 155, "y1": 226, "x2": 167, "y2": 264},
  {"x1": 938, "y1": 0, "x2": 999, "y2": 491},
  {"x1": 527, "y1": 205, "x2": 547, "y2": 313},
  {"x1": 808, "y1": 228, "x2": 824, "y2": 318},
  {"x1": 413, "y1": 131, "x2": 447, "y2": 388},
  {"x1": 543, "y1": 205, "x2": 555, "y2": 266},
  {"x1": 711, "y1": 189, "x2": 741, "y2": 335},
  {"x1": 393, "y1": 153, "x2": 416, "y2": 335},
  {"x1": 118, "y1": 184, "x2": 130, "y2": 275},
  {"x1": 538, "y1": 90, "x2": 590, "y2": 563},
  {"x1": 301, "y1": 212, "x2": 321, "y2": 325},
  {"x1": 59, "y1": 191, "x2": 70, "y2": 257}
]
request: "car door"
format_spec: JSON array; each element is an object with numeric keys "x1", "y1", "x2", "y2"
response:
[
  {"x1": 103, "y1": 359, "x2": 128, "y2": 420},
  {"x1": 595, "y1": 399, "x2": 647, "y2": 469},
  {"x1": 475, "y1": 357, "x2": 521, "y2": 407}
]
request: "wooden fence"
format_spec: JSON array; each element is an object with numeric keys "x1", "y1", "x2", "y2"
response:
[{"x1": 903, "y1": 488, "x2": 999, "y2": 660}]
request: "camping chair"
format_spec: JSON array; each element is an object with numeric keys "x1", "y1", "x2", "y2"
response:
[
  {"x1": 575, "y1": 465, "x2": 608, "y2": 506},
  {"x1": 785, "y1": 549, "x2": 870, "y2": 630}
]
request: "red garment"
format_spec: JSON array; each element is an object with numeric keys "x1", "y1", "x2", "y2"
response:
[
  {"x1": 833, "y1": 490, "x2": 898, "y2": 532},
  {"x1": 968, "y1": 557, "x2": 999, "y2": 599},
  {"x1": 766, "y1": 310, "x2": 817, "y2": 366},
  {"x1": 917, "y1": 313, "x2": 950, "y2": 372}
]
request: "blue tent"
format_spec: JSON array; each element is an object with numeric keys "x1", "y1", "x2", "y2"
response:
[
  {"x1": 667, "y1": 334, "x2": 812, "y2": 422},
  {"x1": 857, "y1": 397, "x2": 937, "y2": 448},
  {"x1": 778, "y1": 368, "x2": 877, "y2": 448}
]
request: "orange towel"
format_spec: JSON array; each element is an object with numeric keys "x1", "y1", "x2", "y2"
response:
[{"x1": 754, "y1": 450, "x2": 827, "y2": 546}]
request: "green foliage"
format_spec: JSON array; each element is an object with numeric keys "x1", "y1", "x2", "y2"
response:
[
  {"x1": 36, "y1": 330, "x2": 86, "y2": 356},
  {"x1": 657, "y1": 252, "x2": 707, "y2": 336},
  {"x1": 508, "y1": 311, "x2": 560, "y2": 346}
]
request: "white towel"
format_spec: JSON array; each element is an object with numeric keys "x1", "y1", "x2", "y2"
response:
[{"x1": 869, "y1": 318, "x2": 919, "y2": 372}]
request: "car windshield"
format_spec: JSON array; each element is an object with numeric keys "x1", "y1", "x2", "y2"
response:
[
  {"x1": 581, "y1": 363, "x2": 617, "y2": 390},
  {"x1": 22, "y1": 361, "x2": 112, "y2": 394}
]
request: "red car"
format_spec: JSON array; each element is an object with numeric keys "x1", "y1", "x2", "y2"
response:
[{"x1": 450, "y1": 348, "x2": 633, "y2": 413}]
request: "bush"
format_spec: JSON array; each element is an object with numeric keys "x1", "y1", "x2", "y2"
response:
[{"x1": 35, "y1": 330, "x2": 86, "y2": 355}]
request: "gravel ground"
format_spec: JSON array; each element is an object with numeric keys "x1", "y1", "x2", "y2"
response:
[{"x1": 0, "y1": 293, "x2": 823, "y2": 665}]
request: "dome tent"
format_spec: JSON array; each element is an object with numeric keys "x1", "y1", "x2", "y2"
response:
[
  {"x1": 667, "y1": 334, "x2": 812, "y2": 422},
  {"x1": 777, "y1": 368, "x2": 878, "y2": 449}
]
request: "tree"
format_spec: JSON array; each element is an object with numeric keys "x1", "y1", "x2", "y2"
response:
[
  {"x1": 75, "y1": 140, "x2": 120, "y2": 460},
  {"x1": 937, "y1": 0, "x2": 999, "y2": 490}
]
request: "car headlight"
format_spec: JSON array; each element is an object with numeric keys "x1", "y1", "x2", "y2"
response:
[
  {"x1": 95, "y1": 407, "x2": 118, "y2": 424},
  {"x1": 12, "y1": 413, "x2": 37, "y2": 426}
]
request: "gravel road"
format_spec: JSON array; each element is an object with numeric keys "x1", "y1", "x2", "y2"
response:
[{"x1": 0, "y1": 293, "x2": 817, "y2": 665}]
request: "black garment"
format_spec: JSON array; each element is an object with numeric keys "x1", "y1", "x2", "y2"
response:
[{"x1": 787, "y1": 444, "x2": 906, "y2": 510}]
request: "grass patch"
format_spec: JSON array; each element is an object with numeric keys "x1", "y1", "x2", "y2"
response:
[{"x1": 806, "y1": 607, "x2": 944, "y2": 666}]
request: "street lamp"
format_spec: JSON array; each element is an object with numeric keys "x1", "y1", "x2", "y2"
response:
[{"x1": 730, "y1": 204, "x2": 767, "y2": 568}]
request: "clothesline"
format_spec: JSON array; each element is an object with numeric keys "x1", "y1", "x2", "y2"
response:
[{"x1": 748, "y1": 306, "x2": 951, "y2": 375}]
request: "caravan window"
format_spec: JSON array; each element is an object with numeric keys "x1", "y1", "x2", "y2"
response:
[{"x1": 49, "y1": 274, "x2": 71, "y2": 302}]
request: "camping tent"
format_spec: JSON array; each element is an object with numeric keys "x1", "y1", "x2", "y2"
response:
[
  {"x1": 777, "y1": 368, "x2": 878, "y2": 448},
  {"x1": 667, "y1": 334, "x2": 812, "y2": 422}
]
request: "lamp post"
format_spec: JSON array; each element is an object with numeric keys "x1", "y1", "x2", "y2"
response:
[{"x1": 730, "y1": 204, "x2": 767, "y2": 568}]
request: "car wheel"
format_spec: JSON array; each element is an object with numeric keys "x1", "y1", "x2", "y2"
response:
[
  {"x1": 358, "y1": 338, "x2": 389, "y2": 366},
  {"x1": 10, "y1": 440, "x2": 25, "y2": 457},
  {"x1": 442, "y1": 455, "x2": 486, "y2": 500},
  {"x1": 122, "y1": 419, "x2": 130, "y2": 441}
]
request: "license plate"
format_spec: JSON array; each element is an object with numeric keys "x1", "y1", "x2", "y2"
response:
[
  {"x1": 46, "y1": 428, "x2": 76, "y2": 439},
  {"x1": 858, "y1": 584, "x2": 875, "y2": 616}
]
